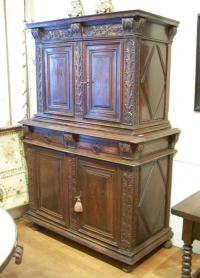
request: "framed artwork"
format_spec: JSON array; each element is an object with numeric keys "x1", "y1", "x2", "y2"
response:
[{"x1": 194, "y1": 15, "x2": 200, "y2": 111}]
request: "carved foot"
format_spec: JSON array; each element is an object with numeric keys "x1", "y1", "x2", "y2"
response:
[
  {"x1": 163, "y1": 239, "x2": 173, "y2": 249},
  {"x1": 182, "y1": 243, "x2": 192, "y2": 278},
  {"x1": 30, "y1": 223, "x2": 40, "y2": 231},
  {"x1": 13, "y1": 243, "x2": 23, "y2": 264},
  {"x1": 121, "y1": 263, "x2": 134, "y2": 273}
]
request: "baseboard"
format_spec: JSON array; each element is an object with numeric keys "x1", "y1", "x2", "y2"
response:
[{"x1": 7, "y1": 204, "x2": 29, "y2": 219}]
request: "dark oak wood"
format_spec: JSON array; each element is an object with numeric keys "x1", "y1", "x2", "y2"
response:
[
  {"x1": 171, "y1": 191, "x2": 200, "y2": 278},
  {"x1": 22, "y1": 10, "x2": 179, "y2": 271}
]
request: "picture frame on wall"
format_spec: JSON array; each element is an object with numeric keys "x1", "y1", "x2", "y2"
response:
[{"x1": 194, "y1": 14, "x2": 200, "y2": 111}]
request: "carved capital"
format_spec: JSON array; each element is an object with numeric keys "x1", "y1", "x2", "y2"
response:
[
  {"x1": 122, "y1": 18, "x2": 134, "y2": 31},
  {"x1": 31, "y1": 28, "x2": 43, "y2": 42},
  {"x1": 167, "y1": 26, "x2": 177, "y2": 41}
]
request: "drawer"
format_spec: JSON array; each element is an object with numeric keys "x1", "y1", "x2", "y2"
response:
[{"x1": 31, "y1": 127, "x2": 64, "y2": 147}]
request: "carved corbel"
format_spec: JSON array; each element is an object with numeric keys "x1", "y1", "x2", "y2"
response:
[
  {"x1": 169, "y1": 133, "x2": 180, "y2": 148},
  {"x1": 132, "y1": 143, "x2": 144, "y2": 160},
  {"x1": 63, "y1": 133, "x2": 78, "y2": 148},
  {"x1": 122, "y1": 17, "x2": 146, "y2": 34},
  {"x1": 70, "y1": 22, "x2": 83, "y2": 35},
  {"x1": 167, "y1": 26, "x2": 177, "y2": 41},
  {"x1": 119, "y1": 142, "x2": 133, "y2": 159},
  {"x1": 31, "y1": 28, "x2": 44, "y2": 42}
]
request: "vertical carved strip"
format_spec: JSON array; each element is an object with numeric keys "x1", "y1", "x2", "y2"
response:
[
  {"x1": 26, "y1": 146, "x2": 35, "y2": 209},
  {"x1": 74, "y1": 42, "x2": 83, "y2": 117},
  {"x1": 68, "y1": 156, "x2": 79, "y2": 229},
  {"x1": 120, "y1": 167, "x2": 135, "y2": 250},
  {"x1": 36, "y1": 45, "x2": 43, "y2": 113},
  {"x1": 123, "y1": 39, "x2": 136, "y2": 125}
]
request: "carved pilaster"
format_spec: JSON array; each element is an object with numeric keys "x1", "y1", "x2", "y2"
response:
[
  {"x1": 36, "y1": 46, "x2": 43, "y2": 113},
  {"x1": 26, "y1": 147, "x2": 35, "y2": 209},
  {"x1": 74, "y1": 42, "x2": 84, "y2": 116},
  {"x1": 121, "y1": 167, "x2": 135, "y2": 250},
  {"x1": 69, "y1": 156, "x2": 79, "y2": 229},
  {"x1": 123, "y1": 39, "x2": 136, "y2": 125}
]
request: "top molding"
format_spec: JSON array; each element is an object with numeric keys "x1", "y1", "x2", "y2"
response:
[{"x1": 26, "y1": 9, "x2": 179, "y2": 30}]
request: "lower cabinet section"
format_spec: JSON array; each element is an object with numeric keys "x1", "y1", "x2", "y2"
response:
[{"x1": 25, "y1": 142, "x2": 175, "y2": 268}]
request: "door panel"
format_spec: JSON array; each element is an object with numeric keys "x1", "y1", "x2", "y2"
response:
[
  {"x1": 84, "y1": 41, "x2": 122, "y2": 122},
  {"x1": 34, "y1": 148, "x2": 69, "y2": 226},
  {"x1": 73, "y1": 158, "x2": 121, "y2": 246},
  {"x1": 44, "y1": 44, "x2": 74, "y2": 116}
]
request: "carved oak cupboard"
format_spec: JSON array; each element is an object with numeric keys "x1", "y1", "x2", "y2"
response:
[{"x1": 22, "y1": 10, "x2": 180, "y2": 271}]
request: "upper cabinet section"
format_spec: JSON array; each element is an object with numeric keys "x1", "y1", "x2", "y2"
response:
[{"x1": 28, "y1": 10, "x2": 179, "y2": 135}]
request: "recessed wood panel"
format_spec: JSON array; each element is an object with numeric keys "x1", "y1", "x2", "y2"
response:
[
  {"x1": 76, "y1": 158, "x2": 120, "y2": 246},
  {"x1": 84, "y1": 42, "x2": 121, "y2": 122},
  {"x1": 44, "y1": 45, "x2": 74, "y2": 116},
  {"x1": 140, "y1": 41, "x2": 167, "y2": 123},
  {"x1": 35, "y1": 148, "x2": 69, "y2": 226}
]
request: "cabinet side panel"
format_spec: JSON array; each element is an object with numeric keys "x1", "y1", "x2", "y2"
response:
[{"x1": 136, "y1": 156, "x2": 169, "y2": 245}]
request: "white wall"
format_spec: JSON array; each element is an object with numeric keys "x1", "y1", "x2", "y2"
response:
[{"x1": 26, "y1": 0, "x2": 200, "y2": 252}]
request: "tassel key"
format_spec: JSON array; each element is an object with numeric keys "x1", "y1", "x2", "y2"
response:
[{"x1": 74, "y1": 196, "x2": 83, "y2": 213}]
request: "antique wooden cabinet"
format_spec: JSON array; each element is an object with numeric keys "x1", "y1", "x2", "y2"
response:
[{"x1": 22, "y1": 10, "x2": 180, "y2": 271}]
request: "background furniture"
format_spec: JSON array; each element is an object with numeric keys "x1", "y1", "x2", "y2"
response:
[
  {"x1": 22, "y1": 10, "x2": 180, "y2": 272},
  {"x1": 171, "y1": 191, "x2": 200, "y2": 278},
  {"x1": 0, "y1": 208, "x2": 23, "y2": 272}
]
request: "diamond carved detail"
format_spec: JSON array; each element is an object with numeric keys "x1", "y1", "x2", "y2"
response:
[
  {"x1": 140, "y1": 44, "x2": 166, "y2": 121},
  {"x1": 138, "y1": 160, "x2": 167, "y2": 241}
]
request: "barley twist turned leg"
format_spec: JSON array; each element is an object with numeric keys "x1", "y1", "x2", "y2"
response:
[{"x1": 182, "y1": 243, "x2": 192, "y2": 278}]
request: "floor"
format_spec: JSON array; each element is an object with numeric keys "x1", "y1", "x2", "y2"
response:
[{"x1": 1, "y1": 218, "x2": 200, "y2": 278}]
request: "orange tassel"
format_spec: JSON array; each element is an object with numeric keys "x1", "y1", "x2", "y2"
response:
[{"x1": 74, "y1": 197, "x2": 83, "y2": 213}]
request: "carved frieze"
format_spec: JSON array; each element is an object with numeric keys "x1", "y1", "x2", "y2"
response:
[
  {"x1": 83, "y1": 24, "x2": 124, "y2": 37},
  {"x1": 40, "y1": 23, "x2": 83, "y2": 41},
  {"x1": 123, "y1": 39, "x2": 136, "y2": 125}
]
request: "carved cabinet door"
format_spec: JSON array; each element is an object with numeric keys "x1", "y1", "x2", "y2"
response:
[
  {"x1": 83, "y1": 40, "x2": 122, "y2": 123},
  {"x1": 42, "y1": 43, "x2": 74, "y2": 117},
  {"x1": 30, "y1": 147, "x2": 69, "y2": 226},
  {"x1": 70, "y1": 157, "x2": 121, "y2": 247}
]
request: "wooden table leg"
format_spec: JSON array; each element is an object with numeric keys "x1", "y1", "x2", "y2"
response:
[{"x1": 182, "y1": 243, "x2": 192, "y2": 278}]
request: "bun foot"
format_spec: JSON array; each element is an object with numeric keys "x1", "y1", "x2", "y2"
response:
[
  {"x1": 122, "y1": 264, "x2": 134, "y2": 273},
  {"x1": 31, "y1": 223, "x2": 40, "y2": 231},
  {"x1": 163, "y1": 239, "x2": 173, "y2": 249}
]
